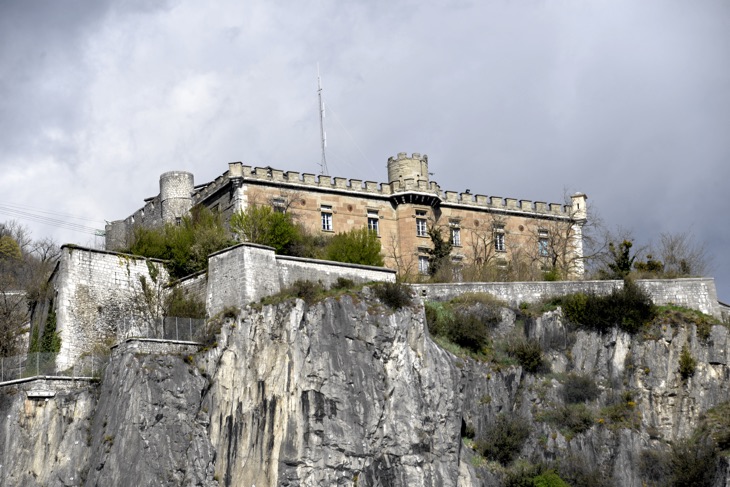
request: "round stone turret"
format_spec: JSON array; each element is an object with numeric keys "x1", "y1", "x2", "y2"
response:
[
  {"x1": 387, "y1": 152, "x2": 429, "y2": 184},
  {"x1": 160, "y1": 171, "x2": 194, "y2": 223}
]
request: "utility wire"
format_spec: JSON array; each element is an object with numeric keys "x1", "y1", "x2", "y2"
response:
[
  {"x1": 325, "y1": 102, "x2": 375, "y2": 175},
  {"x1": 0, "y1": 203, "x2": 105, "y2": 235}
]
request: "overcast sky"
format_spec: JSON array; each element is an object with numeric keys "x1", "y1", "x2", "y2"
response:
[{"x1": 1, "y1": 0, "x2": 728, "y2": 299}]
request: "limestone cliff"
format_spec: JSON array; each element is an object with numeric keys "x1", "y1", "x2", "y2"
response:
[{"x1": 1, "y1": 289, "x2": 729, "y2": 486}]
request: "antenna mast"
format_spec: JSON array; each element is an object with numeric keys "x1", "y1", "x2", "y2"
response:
[{"x1": 317, "y1": 64, "x2": 329, "y2": 176}]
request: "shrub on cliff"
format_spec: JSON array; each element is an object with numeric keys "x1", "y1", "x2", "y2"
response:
[
  {"x1": 561, "y1": 374, "x2": 600, "y2": 404},
  {"x1": 424, "y1": 293, "x2": 502, "y2": 354},
  {"x1": 639, "y1": 434, "x2": 718, "y2": 487},
  {"x1": 560, "y1": 278, "x2": 655, "y2": 333},
  {"x1": 504, "y1": 464, "x2": 569, "y2": 487},
  {"x1": 476, "y1": 413, "x2": 531, "y2": 466},
  {"x1": 373, "y1": 281, "x2": 412, "y2": 310},
  {"x1": 506, "y1": 337, "x2": 547, "y2": 373}
]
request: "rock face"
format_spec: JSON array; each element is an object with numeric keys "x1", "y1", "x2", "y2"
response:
[
  {"x1": 2, "y1": 289, "x2": 730, "y2": 486},
  {"x1": 201, "y1": 292, "x2": 467, "y2": 486}
]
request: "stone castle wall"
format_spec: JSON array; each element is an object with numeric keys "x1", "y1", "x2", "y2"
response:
[
  {"x1": 50, "y1": 246, "x2": 169, "y2": 370},
  {"x1": 39, "y1": 245, "x2": 725, "y2": 373},
  {"x1": 205, "y1": 244, "x2": 397, "y2": 316},
  {"x1": 416, "y1": 277, "x2": 723, "y2": 320},
  {"x1": 47, "y1": 245, "x2": 396, "y2": 369}
]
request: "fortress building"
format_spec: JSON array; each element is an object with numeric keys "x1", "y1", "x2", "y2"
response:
[{"x1": 106, "y1": 153, "x2": 588, "y2": 280}]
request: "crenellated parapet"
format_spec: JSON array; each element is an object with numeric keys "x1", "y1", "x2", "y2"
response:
[
  {"x1": 441, "y1": 191, "x2": 575, "y2": 218},
  {"x1": 106, "y1": 152, "x2": 587, "y2": 252},
  {"x1": 189, "y1": 158, "x2": 579, "y2": 219}
]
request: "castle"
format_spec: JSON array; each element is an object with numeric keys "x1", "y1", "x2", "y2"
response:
[{"x1": 106, "y1": 153, "x2": 588, "y2": 279}]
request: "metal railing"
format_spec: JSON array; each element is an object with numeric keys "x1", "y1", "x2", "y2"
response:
[
  {"x1": 0, "y1": 316, "x2": 207, "y2": 385},
  {"x1": 0, "y1": 352, "x2": 106, "y2": 383},
  {"x1": 116, "y1": 316, "x2": 207, "y2": 342}
]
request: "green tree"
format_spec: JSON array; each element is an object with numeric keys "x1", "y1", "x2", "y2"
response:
[
  {"x1": 600, "y1": 240, "x2": 635, "y2": 279},
  {"x1": 427, "y1": 226, "x2": 453, "y2": 277},
  {"x1": 128, "y1": 206, "x2": 233, "y2": 279},
  {"x1": 0, "y1": 235, "x2": 21, "y2": 260},
  {"x1": 325, "y1": 227, "x2": 384, "y2": 266},
  {"x1": 229, "y1": 205, "x2": 300, "y2": 254}
]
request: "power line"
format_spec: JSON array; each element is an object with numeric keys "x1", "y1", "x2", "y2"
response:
[{"x1": 0, "y1": 203, "x2": 105, "y2": 235}]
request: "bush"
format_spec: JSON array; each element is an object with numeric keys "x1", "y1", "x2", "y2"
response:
[
  {"x1": 165, "y1": 287, "x2": 206, "y2": 318},
  {"x1": 678, "y1": 346, "x2": 696, "y2": 380},
  {"x1": 700, "y1": 402, "x2": 730, "y2": 451},
  {"x1": 561, "y1": 374, "x2": 600, "y2": 404},
  {"x1": 506, "y1": 338, "x2": 546, "y2": 373},
  {"x1": 639, "y1": 435, "x2": 718, "y2": 487},
  {"x1": 325, "y1": 227, "x2": 384, "y2": 266},
  {"x1": 229, "y1": 204, "x2": 300, "y2": 254},
  {"x1": 447, "y1": 310, "x2": 491, "y2": 353},
  {"x1": 555, "y1": 455, "x2": 613, "y2": 487},
  {"x1": 560, "y1": 279, "x2": 655, "y2": 334},
  {"x1": 330, "y1": 277, "x2": 356, "y2": 290},
  {"x1": 533, "y1": 472, "x2": 570, "y2": 487},
  {"x1": 373, "y1": 282, "x2": 412, "y2": 310},
  {"x1": 424, "y1": 296, "x2": 502, "y2": 354},
  {"x1": 541, "y1": 404, "x2": 594, "y2": 435},
  {"x1": 599, "y1": 390, "x2": 641, "y2": 430},
  {"x1": 128, "y1": 206, "x2": 233, "y2": 279},
  {"x1": 291, "y1": 280, "x2": 326, "y2": 305},
  {"x1": 475, "y1": 413, "x2": 531, "y2": 466}
]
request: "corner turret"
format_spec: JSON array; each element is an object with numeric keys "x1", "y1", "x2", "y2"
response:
[
  {"x1": 387, "y1": 152, "x2": 429, "y2": 185},
  {"x1": 571, "y1": 192, "x2": 588, "y2": 222},
  {"x1": 160, "y1": 171, "x2": 194, "y2": 223}
]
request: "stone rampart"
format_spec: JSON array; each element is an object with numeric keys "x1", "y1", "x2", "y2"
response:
[
  {"x1": 205, "y1": 243, "x2": 396, "y2": 316},
  {"x1": 50, "y1": 246, "x2": 169, "y2": 371},
  {"x1": 276, "y1": 255, "x2": 396, "y2": 290},
  {"x1": 206, "y1": 243, "x2": 281, "y2": 315},
  {"x1": 416, "y1": 278, "x2": 723, "y2": 319},
  {"x1": 172, "y1": 271, "x2": 208, "y2": 304}
]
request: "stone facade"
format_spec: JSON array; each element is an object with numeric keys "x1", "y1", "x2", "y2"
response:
[{"x1": 106, "y1": 153, "x2": 588, "y2": 279}]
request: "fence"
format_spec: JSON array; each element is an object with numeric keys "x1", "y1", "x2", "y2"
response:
[
  {"x1": 116, "y1": 316, "x2": 208, "y2": 342},
  {"x1": 0, "y1": 352, "x2": 107, "y2": 383}
]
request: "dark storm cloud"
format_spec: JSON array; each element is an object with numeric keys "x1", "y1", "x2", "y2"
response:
[{"x1": 0, "y1": 0, "x2": 728, "y2": 298}]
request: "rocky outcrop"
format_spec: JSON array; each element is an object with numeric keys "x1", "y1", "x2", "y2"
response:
[
  {"x1": 201, "y1": 292, "x2": 469, "y2": 486},
  {"x1": 2, "y1": 289, "x2": 730, "y2": 486}
]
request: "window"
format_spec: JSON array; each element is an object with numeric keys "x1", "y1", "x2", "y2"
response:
[
  {"x1": 321, "y1": 205, "x2": 333, "y2": 231},
  {"x1": 367, "y1": 210, "x2": 379, "y2": 235},
  {"x1": 538, "y1": 230, "x2": 549, "y2": 257},
  {"x1": 418, "y1": 255, "x2": 430, "y2": 275},
  {"x1": 416, "y1": 210, "x2": 428, "y2": 237},
  {"x1": 175, "y1": 217, "x2": 182, "y2": 227},
  {"x1": 272, "y1": 197, "x2": 287, "y2": 214},
  {"x1": 494, "y1": 225, "x2": 505, "y2": 252},
  {"x1": 450, "y1": 222, "x2": 461, "y2": 247}
]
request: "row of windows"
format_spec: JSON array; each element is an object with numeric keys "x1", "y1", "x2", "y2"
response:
[
  {"x1": 320, "y1": 207, "x2": 381, "y2": 234},
  {"x1": 318, "y1": 205, "x2": 550, "y2": 260}
]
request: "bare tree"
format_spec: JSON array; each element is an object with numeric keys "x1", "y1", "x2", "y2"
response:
[
  {"x1": 383, "y1": 232, "x2": 416, "y2": 281},
  {"x1": 657, "y1": 231, "x2": 711, "y2": 278}
]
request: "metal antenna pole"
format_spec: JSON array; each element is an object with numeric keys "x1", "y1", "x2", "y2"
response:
[{"x1": 317, "y1": 64, "x2": 329, "y2": 176}]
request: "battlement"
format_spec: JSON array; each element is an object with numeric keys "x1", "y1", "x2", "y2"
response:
[
  {"x1": 107, "y1": 153, "x2": 587, "y2": 253},
  {"x1": 190, "y1": 160, "x2": 579, "y2": 219}
]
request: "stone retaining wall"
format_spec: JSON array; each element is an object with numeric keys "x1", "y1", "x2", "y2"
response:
[{"x1": 416, "y1": 277, "x2": 723, "y2": 319}]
